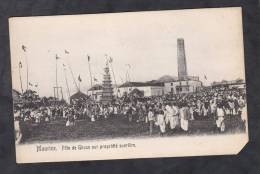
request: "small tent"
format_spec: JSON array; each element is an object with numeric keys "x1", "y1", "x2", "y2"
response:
[
  {"x1": 70, "y1": 91, "x2": 89, "y2": 104},
  {"x1": 129, "y1": 88, "x2": 144, "y2": 98}
]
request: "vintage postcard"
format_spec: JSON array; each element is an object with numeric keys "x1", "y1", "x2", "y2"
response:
[{"x1": 9, "y1": 7, "x2": 248, "y2": 163}]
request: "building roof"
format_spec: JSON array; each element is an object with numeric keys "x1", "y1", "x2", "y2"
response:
[
  {"x1": 157, "y1": 75, "x2": 201, "y2": 83},
  {"x1": 88, "y1": 84, "x2": 103, "y2": 91},
  {"x1": 129, "y1": 88, "x2": 144, "y2": 97},
  {"x1": 212, "y1": 79, "x2": 245, "y2": 86},
  {"x1": 119, "y1": 81, "x2": 164, "y2": 88},
  {"x1": 88, "y1": 84, "x2": 119, "y2": 91},
  {"x1": 157, "y1": 75, "x2": 178, "y2": 83},
  {"x1": 70, "y1": 91, "x2": 88, "y2": 99}
]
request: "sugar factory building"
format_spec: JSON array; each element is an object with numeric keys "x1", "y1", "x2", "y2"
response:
[
  {"x1": 117, "y1": 38, "x2": 203, "y2": 96},
  {"x1": 88, "y1": 38, "x2": 203, "y2": 99}
]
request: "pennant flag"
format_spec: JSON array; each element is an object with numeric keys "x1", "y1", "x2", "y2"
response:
[
  {"x1": 204, "y1": 75, "x2": 207, "y2": 80},
  {"x1": 19, "y1": 61, "x2": 22, "y2": 68},
  {"x1": 87, "y1": 55, "x2": 90, "y2": 62},
  {"x1": 65, "y1": 49, "x2": 69, "y2": 54},
  {"x1": 78, "y1": 75, "x2": 82, "y2": 82},
  {"x1": 109, "y1": 57, "x2": 113, "y2": 63},
  {"x1": 22, "y1": 45, "x2": 27, "y2": 52},
  {"x1": 29, "y1": 82, "x2": 33, "y2": 86},
  {"x1": 56, "y1": 54, "x2": 60, "y2": 59}
]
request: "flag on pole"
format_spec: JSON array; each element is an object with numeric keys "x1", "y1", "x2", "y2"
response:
[
  {"x1": 29, "y1": 82, "x2": 33, "y2": 86},
  {"x1": 19, "y1": 61, "x2": 22, "y2": 68},
  {"x1": 87, "y1": 55, "x2": 90, "y2": 62},
  {"x1": 78, "y1": 75, "x2": 82, "y2": 82},
  {"x1": 65, "y1": 49, "x2": 69, "y2": 54},
  {"x1": 56, "y1": 54, "x2": 60, "y2": 59},
  {"x1": 94, "y1": 78, "x2": 98, "y2": 82},
  {"x1": 22, "y1": 45, "x2": 27, "y2": 52},
  {"x1": 204, "y1": 75, "x2": 207, "y2": 80}
]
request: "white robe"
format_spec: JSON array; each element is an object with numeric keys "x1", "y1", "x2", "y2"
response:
[
  {"x1": 165, "y1": 106, "x2": 179, "y2": 129},
  {"x1": 180, "y1": 108, "x2": 189, "y2": 131},
  {"x1": 14, "y1": 120, "x2": 22, "y2": 144},
  {"x1": 157, "y1": 114, "x2": 166, "y2": 133},
  {"x1": 216, "y1": 108, "x2": 225, "y2": 128}
]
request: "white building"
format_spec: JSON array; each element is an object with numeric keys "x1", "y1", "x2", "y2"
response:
[
  {"x1": 211, "y1": 79, "x2": 246, "y2": 90},
  {"x1": 118, "y1": 82, "x2": 164, "y2": 97},
  {"x1": 164, "y1": 79, "x2": 202, "y2": 94},
  {"x1": 88, "y1": 84, "x2": 119, "y2": 101},
  {"x1": 89, "y1": 78, "x2": 203, "y2": 99},
  {"x1": 87, "y1": 84, "x2": 103, "y2": 101}
]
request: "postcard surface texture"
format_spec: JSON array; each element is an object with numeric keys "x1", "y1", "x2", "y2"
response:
[{"x1": 9, "y1": 7, "x2": 248, "y2": 163}]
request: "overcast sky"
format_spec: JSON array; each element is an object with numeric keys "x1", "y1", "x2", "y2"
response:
[{"x1": 9, "y1": 7, "x2": 245, "y2": 99}]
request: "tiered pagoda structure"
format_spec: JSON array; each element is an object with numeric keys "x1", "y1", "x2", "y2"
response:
[{"x1": 101, "y1": 63, "x2": 113, "y2": 104}]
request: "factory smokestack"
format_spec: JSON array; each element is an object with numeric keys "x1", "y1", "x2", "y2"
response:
[{"x1": 177, "y1": 38, "x2": 188, "y2": 80}]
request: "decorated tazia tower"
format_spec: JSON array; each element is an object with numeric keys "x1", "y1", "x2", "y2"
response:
[{"x1": 101, "y1": 62, "x2": 113, "y2": 104}]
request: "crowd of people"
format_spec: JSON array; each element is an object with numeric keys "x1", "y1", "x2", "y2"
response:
[{"x1": 14, "y1": 87, "x2": 247, "y2": 144}]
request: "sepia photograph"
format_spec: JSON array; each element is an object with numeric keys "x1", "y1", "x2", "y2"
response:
[{"x1": 9, "y1": 7, "x2": 248, "y2": 163}]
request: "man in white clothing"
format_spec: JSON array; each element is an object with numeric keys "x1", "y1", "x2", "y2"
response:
[
  {"x1": 180, "y1": 103, "x2": 190, "y2": 132},
  {"x1": 165, "y1": 103, "x2": 179, "y2": 130},
  {"x1": 216, "y1": 103, "x2": 225, "y2": 132}
]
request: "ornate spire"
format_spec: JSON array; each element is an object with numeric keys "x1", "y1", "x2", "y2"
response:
[{"x1": 101, "y1": 63, "x2": 113, "y2": 104}]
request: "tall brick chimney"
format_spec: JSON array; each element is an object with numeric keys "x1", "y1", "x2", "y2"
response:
[{"x1": 177, "y1": 38, "x2": 188, "y2": 80}]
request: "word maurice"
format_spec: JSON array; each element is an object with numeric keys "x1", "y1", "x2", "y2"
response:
[{"x1": 36, "y1": 145, "x2": 57, "y2": 152}]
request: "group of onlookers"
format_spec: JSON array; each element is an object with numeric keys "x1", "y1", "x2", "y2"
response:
[{"x1": 14, "y1": 87, "x2": 247, "y2": 144}]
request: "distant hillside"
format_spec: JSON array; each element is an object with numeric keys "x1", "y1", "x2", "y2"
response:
[{"x1": 157, "y1": 75, "x2": 178, "y2": 83}]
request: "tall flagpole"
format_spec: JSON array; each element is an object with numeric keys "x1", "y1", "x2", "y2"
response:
[
  {"x1": 56, "y1": 55, "x2": 58, "y2": 87},
  {"x1": 22, "y1": 45, "x2": 29, "y2": 91},
  {"x1": 79, "y1": 80, "x2": 81, "y2": 92},
  {"x1": 65, "y1": 51, "x2": 79, "y2": 91},
  {"x1": 109, "y1": 57, "x2": 118, "y2": 97},
  {"x1": 78, "y1": 75, "x2": 81, "y2": 92},
  {"x1": 68, "y1": 63, "x2": 79, "y2": 91},
  {"x1": 18, "y1": 62, "x2": 24, "y2": 94},
  {"x1": 87, "y1": 55, "x2": 93, "y2": 89},
  {"x1": 55, "y1": 55, "x2": 59, "y2": 100},
  {"x1": 63, "y1": 65, "x2": 71, "y2": 101},
  {"x1": 25, "y1": 53, "x2": 29, "y2": 91}
]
